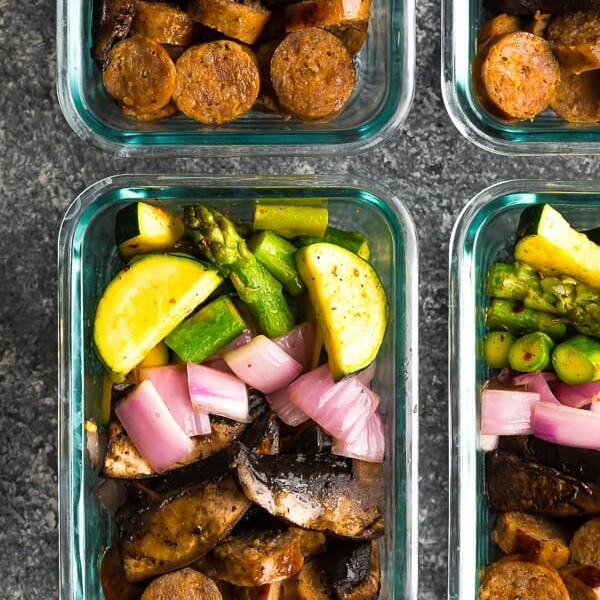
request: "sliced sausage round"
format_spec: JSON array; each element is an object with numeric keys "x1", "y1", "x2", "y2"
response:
[
  {"x1": 270, "y1": 28, "x2": 355, "y2": 121},
  {"x1": 560, "y1": 565, "x2": 600, "y2": 600},
  {"x1": 547, "y1": 10, "x2": 600, "y2": 74},
  {"x1": 103, "y1": 34, "x2": 176, "y2": 114},
  {"x1": 570, "y1": 518, "x2": 600, "y2": 568},
  {"x1": 284, "y1": 0, "x2": 371, "y2": 32},
  {"x1": 324, "y1": 20, "x2": 369, "y2": 54},
  {"x1": 120, "y1": 99, "x2": 179, "y2": 121},
  {"x1": 132, "y1": 1, "x2": 199, "y2": 46},
  {"x1": 188, "y1": 0, "x2": 271, "y2": 45},
  {"x1": 140, "y1": 568, "x2": 222, "y2": 600},
  {"x1": 173, "y1": 41, "x2": 260, "y2": 125},
  {"x1": 473, "y1": 31, "x2": 560, "y2": 121},
  {"x1": 550, "y1": 67, "x2": 600, "y2": 122},
  {"x1": 479, "y1": 555, "x2": 570, "y2": 600},
  {"x1": 491, "y1": 511, "x2": 571, "y2": 569},
  {"x1": 477, "y1": 14, "x2": 522, "y2": 47}
]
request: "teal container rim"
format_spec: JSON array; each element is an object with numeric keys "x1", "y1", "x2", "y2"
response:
[
  {"x1": 448, "y1": 178, "x2": 600, "y2": 600},
  {"x1": 441, "y1": 0, "x2": 600, "y2": 156},
  {"x1": 55, "y1": 0, "x2": 415, "y2": 158},
  {"x1": 57, "y1": 173, "x2": 420, "y2": 600}
]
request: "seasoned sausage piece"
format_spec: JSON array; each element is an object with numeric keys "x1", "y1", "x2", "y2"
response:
[
  {"x1": 478, "y1": 555, "x2": 570, "y2": 600},
  {"x1": 284, "y1": 0, "x2": 370, "y2": 31},
  {"x1": 140, "y1": 568, "x2": 222, "y2": 600},
  {"x1": 254, "y1": 40, "x2": 288, "y2": 115},
  {"x1": 173, "y1": 41, "x2": 260, "y2": 124},
  {"x1": 121, "y1": 100, "x2": 179, "y2": 121},
  {"x1": 560, "y1": 565, "x2": 600, "y2": 600},
  {"x1": 492, "y1": 511, "x2": 571, "y2": 568},
  {"x1": 547, "y1": 10, "x2": 600, "y2": 74},
  {"x1": 323, "y1": 20, "x2": 368, "y2": 54},
  {"x1": 571, "y1": 519, "x2": 600, "y2": 568},
  {"x1": 103, "y1": 34, "x2": 176, "y2": 114},
  {"x1": 188, "y1": 0, "x2": 271, "y2": 44},
  {"x1": 550, "y1": 68, "x2": 600, "y2": 122},
  {"x1": 472, "y1": 31, "x2": 560, "y2": 121},
  {"x1": 270, "y1": 28, "x2": 355, "y2": 121},
  {"x1": 132, "y1": 1, "x2": 199, "y2": 46},
  {"x1": 281, "y1": 560, "x2": 335, "y2": 600},
  {"x1": 213, "y1": 528, "x2": 304, "y2": 586},
  {"x1": 477, "y1": 14, "x2": 522, "y2": 46}
]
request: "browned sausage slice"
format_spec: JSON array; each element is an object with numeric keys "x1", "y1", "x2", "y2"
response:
[
  {"x1": 188, "y1": 0, "x2": 271, "y2": 44},
  {"x1": 491, "y1": 511, "x2": 571, "y2": 569},
  {"x1": 560, "y1": 565, "x2": 600, "y2": 600},
  {"x1": 281, "y1": 560, "x2": 335, "y2": 600},
  {"x1": 132, "y1": 1, "x2": 199, "y2": 46},
  {"x1": 323, "y1": 20, "x2": 368, "y2": 54},
  {"x1": 547, "y1": 10, "x2": 600, "y2": 74},
  {"x1": 523, "y1": 10, "x2": 551, "y2": 37},
  {"x1": 103, "y1": 34, "x2": 176, "y2": 114},
  {"x1": 477, "y1": 14, "x2": 522, "y2": 46},
  {"x1": 173, "y1": 41, "x2": 260, "y2": 124},
  {"x1": 571, "y1": 518, "x2": 600, "y2": 568},
  {"x1": 121, "y1": 100, "x2": 179, "y2": 121},
  {"x1": 270, "y1": 28, "x2": 355, "y2": 121},
  {"x1": 140, "y1": 568, "x2": 222, "y2": 600},
  {"x1": 284, "y1": 0, "x2": 370, "y2": 31},
  {"x1": 212, "y1": 528, "x2": 304, "y2": 586},
  {"x1": 472, "y1": 31, "x2": 560, "y2": 121},
  {"x1": 478, "y1": 555, "x2": 570, "y2": 600},
  {"x1": 550, "y1": 67, "x2": 600, "y2": 122}
]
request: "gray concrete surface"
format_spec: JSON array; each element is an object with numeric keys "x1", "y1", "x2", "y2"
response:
[{"x1": 1, "y1": 0, "x2": 598, "y2": 597}]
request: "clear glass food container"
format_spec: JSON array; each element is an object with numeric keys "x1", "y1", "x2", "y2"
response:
[
  {"x1": 58, "y1": 174, "x2": 419, "y2": 599},
  {"x1": 442, "y1": 2, "x2": 600, "y2": 155},
  {"x1": 55, "y1": 0, "x2": 415, "y2": 157},
  {"x1": 448, "y1": 179, "x2": 600, "y2": 599}
]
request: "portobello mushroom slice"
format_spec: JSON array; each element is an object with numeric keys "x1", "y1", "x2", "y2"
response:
[
  {"x1": 323, "y1": 539, "x2": 380, "y2": 600},
  {"x1": 485, "y1": 450, "x2": 600, "y2": 517},
  {"x1": 232, "y1": 444, "x2": 383, "y2": 539},
  {"x1": 282, "y1": 559, "x2": 335, "y2": 599},
  {"x1": 92, "y1": 0, "x2": 136, "y2": 69},
  {"x1": 117, "y1": 476, "x2": 251, "y2": 581}
]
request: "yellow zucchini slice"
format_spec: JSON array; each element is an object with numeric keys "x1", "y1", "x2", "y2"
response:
[
  {"x1": 94, "y1": 254, "x2": 223, "y2": 381},
  {"x1": 295, "y1": 242, "x2": 387, "y2": 380},
  {"x1": 515, "y1": 204, "x2": 600, "y2": 290},
  {"x1": 116, "y1": 202, "x2": 184, "y2": 260}
]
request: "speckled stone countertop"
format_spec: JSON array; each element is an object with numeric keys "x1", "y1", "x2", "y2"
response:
[{"x1": 1, "y1": 0, "x2": 598, "y2": 597}]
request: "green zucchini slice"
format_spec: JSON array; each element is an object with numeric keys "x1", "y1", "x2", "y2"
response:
[
  {"x1": 94, "y1": 254, "x2": 223, "y2": 381},
  {"x1": 515, "y1": 204, "x2": 600, "y2": 290},
  {"x1": 116, "y1": 202, "x2": 184, "y2": 260}
]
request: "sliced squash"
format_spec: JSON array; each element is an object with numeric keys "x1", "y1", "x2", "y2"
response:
[
  {"x1": 515, "y1": 204, "x2": 600, "y2": 290},
  {"x1": 115, "y1": 201, "x2": 184, "y2": 260},
  {"x1": 94, "y1": 254, "x2": 223, "y2": 381},
  {"x1": 295, "y1": 242, "x2": 387, "y2": 380}
]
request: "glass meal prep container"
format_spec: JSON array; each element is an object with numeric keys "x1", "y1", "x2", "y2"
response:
[
  {"x1": 57, "y1": 173, "x2": 419, "y2": 600},
  {"x1": 442, "y1": 3, "x2": 600, "y2": 155},
  {"x1": 55, "y1": 0, "x2": 415, "y2": 157},
  {"x1": 448, "y1": 179, "x2": 600, "y2": 599}
]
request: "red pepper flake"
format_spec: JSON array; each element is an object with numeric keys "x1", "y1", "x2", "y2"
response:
[
  {"x1": 169, "y1": 298, "x2": 176, "y2": 304},
  {"x1": 511, "y1": 305, "x2": 524, "y2": 313},
  {"x1": 524, "y1": 352, "x2": 533, "y2": 360}
]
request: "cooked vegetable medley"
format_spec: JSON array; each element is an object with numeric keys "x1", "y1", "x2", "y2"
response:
[
  {"x1": 479, "y1": 204, "x2": 600, "y2": 599},
  {"x1": 90, "y1": 200, "x2": 389, "y2": 599}
]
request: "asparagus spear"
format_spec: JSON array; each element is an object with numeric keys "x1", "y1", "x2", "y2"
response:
[
  {"x1": 486, "y1": 262, "x2": 600, "y2": 337},
  {"x1": 184, "y1": 206, "x2": 295, "y2": 338},
  {"x1": 486, "y1": 299, "x2": 567, "y2": 340}
]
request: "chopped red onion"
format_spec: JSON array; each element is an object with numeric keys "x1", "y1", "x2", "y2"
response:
[
  {"x1": 96, "y1": 478, "x2": 128, "y2": 513},
  {"x1": 332, "y1": 411, "x2": 385, "y2": 463},
  {"x1": 355, "y1": 361, "x2": 377, "y2": 387},
  {"x1": 288, "y1": 364, "x2": 379, "y2": 443},
  {"x1": 497, "y1": 366, "x2": 519, "y2": 385},
  {"x1": 187, "y1": 363, "x2": 249, "y2": 422},
  {"x1": 533, "y1": 401, "x2": 600, "y2": 450},
  {"x1": 556, "y1": 380, "x2": 600, "y2": 409},
  {"x1": 115, "y1": 380, "x2": 193, "y2": 473},
  {"x1": 512, "y1": 371, "x2": 560, "y2": 404},
  {"x1": 273, "y1": 322, "x2": 316, "y2": 372},
  {"x1": 208, "y1": 329, "x2": 253, "y2": 359},
  {"x1": 480, "y1": 388, "x2": 541, "y2": 435},
  {"x1": 266, "y1": 387, "x2": 309, "y2": 426},
  {"x1": 478, "y1": 433, "x2": 499, "y2": 452},
  {"x1": 138, "y1": 364, "x2": 211, "y2": 436},
  {"x1": 223, "y1": 334, "x2": 303, "y2": 394}
]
